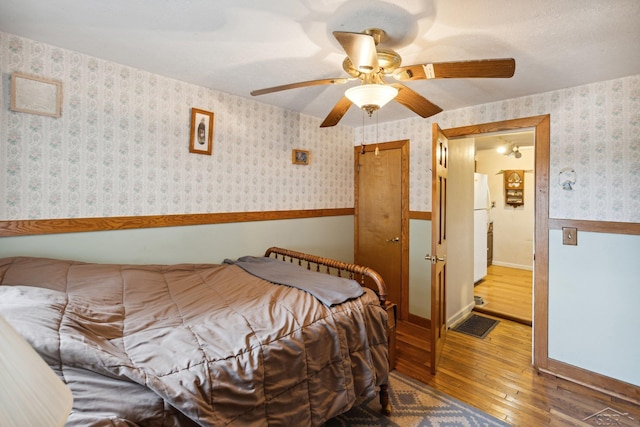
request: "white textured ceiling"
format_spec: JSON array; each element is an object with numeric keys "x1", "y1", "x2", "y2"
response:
[{"x1": 1, "y1": 0, "x2": 639, "y2": 127}]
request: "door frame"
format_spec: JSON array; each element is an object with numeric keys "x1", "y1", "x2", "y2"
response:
[
  {"x1": 439, "y1": 115, "x2": 550, "y2": 369},
  {"x1": 354, "y1": 140, "x2": 410, "y2": 320}
]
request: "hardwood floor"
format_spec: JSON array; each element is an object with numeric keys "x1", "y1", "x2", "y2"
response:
[
  {"x1": 392, "y1": 264, "x2": 640, "y2": 425},
  {"x1": 394, "y1": 318, "x2": 640, "y2": 426},
  {"x1": 473, "y1": 265, "x2": 532, "y2": 325}
]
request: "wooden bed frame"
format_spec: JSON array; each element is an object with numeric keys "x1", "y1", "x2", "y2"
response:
[
  {"x1": 264, "y1": 247, "x2": 387, "y2": 304},
  {"x1": 264, "y1": 247, "x2": 391, "y2": 415}
]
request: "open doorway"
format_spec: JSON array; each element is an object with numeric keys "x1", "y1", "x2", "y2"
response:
[
  {"x1": 440, "y1": 115, "x2": 550, "y2": 371},
  {"x1": 472, "y1": 130, "x2": 535, "y2": 325},
  {"x1": 396, "y1": 115, "x2": 550, "y2": 376}
]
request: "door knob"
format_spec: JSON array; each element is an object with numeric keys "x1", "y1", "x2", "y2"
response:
[
  {"x1": 386, "y1": 237, "x2": 400, "y2": 243},
  {"x1": 424, "y1": 254, "x2": 446, "y2": 264}
]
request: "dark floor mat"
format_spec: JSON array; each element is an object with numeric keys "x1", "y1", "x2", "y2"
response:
[{"x1": 452, "y1": 314, "x2": 499, "y2": 338}]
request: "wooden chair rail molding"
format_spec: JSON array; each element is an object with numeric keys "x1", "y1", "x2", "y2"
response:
[
  {"x1": 4, "y1": 213, "x2": 637, "y2": 238},
  {"x1": 548, "y1": 218, "x2": 640, "y2": 236},
  {"x1": 0, "y1": 208, "x2": 354, "y2": 237},
  {"x1": 409, "y1": 211, "x2": 432, "y2": 220}
]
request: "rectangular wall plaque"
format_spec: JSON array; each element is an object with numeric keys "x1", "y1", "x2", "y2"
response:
[{"x1": 10, "y1": 72, "x2": 62, "y2": 118}]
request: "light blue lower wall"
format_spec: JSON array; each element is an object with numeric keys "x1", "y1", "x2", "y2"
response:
[
  {"x1": 409, "y1": 219, "x2": 431, "y2": 319},
  {"x1": 0, "y1": 216, "x2": 354, "y2": 265},
  {"x1": 548, "y1": 229, "x2": 640, "y2": 387}
]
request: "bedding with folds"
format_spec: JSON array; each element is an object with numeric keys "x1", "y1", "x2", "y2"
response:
[{"x1": 0, "y1": 256, "x2": 389, "y2": 426}]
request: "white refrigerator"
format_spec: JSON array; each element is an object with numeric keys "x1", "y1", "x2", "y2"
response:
[{"x1": 473, "y1": 173, "x2": 490, "y2": 283}]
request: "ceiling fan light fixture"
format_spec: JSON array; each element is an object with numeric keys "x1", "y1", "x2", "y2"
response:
[{"x1": 345, "y1": 84, "x2": 398, "y2": 116}]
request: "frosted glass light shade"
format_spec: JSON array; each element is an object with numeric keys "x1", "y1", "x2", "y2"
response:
[
  {"x1": 345, "y1": 84, "x2": 398, "y2": 112},
  {"x1": 0, "y1": 315, "x2": 73, "y2": 427}
]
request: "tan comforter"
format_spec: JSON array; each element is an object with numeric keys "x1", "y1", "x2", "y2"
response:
[{"x1": 0, "y1": 256, "x2": 388, "y2": 426}]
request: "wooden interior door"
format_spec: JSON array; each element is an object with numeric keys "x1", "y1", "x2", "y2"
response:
[
  {"x1": 429, "y1": 124, "x2": 449, "y2": 374},
  {"x1": 355, "y1": 141, "x2": 408, "y2": 318}
]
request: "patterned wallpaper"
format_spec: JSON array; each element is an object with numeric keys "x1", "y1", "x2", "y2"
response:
[
  {"x1": 358, "y1": 74, "x2": 640, "y2": 222},
  {"x1": 2, "y1": 32, "x2": 639, "y2": 223},
  {"x1": 0, "y1": 32, "x2": 354, "y2": 220}
]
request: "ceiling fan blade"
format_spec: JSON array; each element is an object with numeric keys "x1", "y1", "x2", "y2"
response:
[
  {"x1": 333, "y1": 31, "x2": 379, "y2": 74},
  {"x1": 394, "y1": 58, "x2": 516, "y2": 81},
  {"x1": 390, "y1": 83, "x2": 442, "y2": 118},
  {"x1": 251, "y1": 77, "x2": 351, "y2": 96},
  {"x1": 320, "y1": 96, "x2": 353, "y2": 128}
]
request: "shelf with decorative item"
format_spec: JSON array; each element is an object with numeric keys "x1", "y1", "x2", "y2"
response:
[{"x1": 504, "y1": 170, "x2": 524, "y2": 206}]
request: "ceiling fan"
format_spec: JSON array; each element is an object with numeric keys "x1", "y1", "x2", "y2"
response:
[
  {"x1": 251, "y1": 28, "x2": 516, "y2": 127},
  {"x1": 498, "y1": 138, "x2": 523, "y2": 158}
]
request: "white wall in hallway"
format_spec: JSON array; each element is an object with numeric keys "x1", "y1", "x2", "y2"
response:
[
  {"x1": 475, "y1": 146, "x2": 535, "y2": 270},
  {"x1": 446, "y1": 138, "x2": 476, "y2": 324}
]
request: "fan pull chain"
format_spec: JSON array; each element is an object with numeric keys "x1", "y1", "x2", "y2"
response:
[
  {"x1": 360, "y1": 109, "x2": 366, "y2": 154},
  {"x1": 375, "y1": 110, "x2": 380, "y2": 156}
]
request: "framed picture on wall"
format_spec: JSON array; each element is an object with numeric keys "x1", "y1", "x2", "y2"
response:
[
  {"x1": 189, "y1": 108, "x2": 214, "y2": 155},
  {"x1": 292, "y1": 149, "x2": 310, "y2": 165},
  {"x1": 10, "y1": 72, "x2": 62, "y2": 118}
]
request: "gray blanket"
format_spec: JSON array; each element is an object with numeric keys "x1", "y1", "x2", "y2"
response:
[
  {"x1": 0, "y1": 256, "x2": 388, "y2": 426},
  {"x1": 224, "y1": 256, "x2": 364, "y2": 306}
]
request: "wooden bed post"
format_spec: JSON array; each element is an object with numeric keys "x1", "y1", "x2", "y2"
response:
[{"x1": 380, "y1": 384, "x2": 390, "y2": 415}]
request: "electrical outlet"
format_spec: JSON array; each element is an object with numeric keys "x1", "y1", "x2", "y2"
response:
[{"x1": 562, "y1": 227, "x2": 578, "y2": 245}]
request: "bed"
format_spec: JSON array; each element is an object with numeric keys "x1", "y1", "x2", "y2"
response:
[{"x1": 0, "y1": 247, "x2": 390, "y2": 426}]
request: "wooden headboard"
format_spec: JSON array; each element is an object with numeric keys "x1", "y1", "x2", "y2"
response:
[{"x1": 264, "y1": 247, "x2": 387, "y2": 305}]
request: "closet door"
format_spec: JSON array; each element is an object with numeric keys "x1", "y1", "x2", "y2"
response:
[{"x1": 355, "y1": 140, "x2": 408, "y2": 319}]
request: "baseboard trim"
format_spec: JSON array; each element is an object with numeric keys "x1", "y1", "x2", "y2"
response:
[
  {"x1": 540, "y1": 358, "x2": 640, "y2": 406},
  {"x1": 448, "y1": 301, "x2": 475, "y2": 328},
  {"x1": 491, "y1": 261, "x2": 533, "y2": 271},
  {"x1": 407, "y1": 313, "x2": 430, "y2": 329}
]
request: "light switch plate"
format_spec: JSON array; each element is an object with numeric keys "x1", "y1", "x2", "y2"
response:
[{"x1": 562, "y1": 227, "x2": 578, "y2": 245}]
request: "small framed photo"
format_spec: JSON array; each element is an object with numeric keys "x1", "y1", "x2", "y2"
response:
[
  {"x1": 292, "y1": 149, "x2": 310, "y2": 165},
  {"x1": 189, "y1": 108, "x2": 214, "y2": 155},
  {"x1": 10, "y1": 72, "x2": 62, "y2": 118}
]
